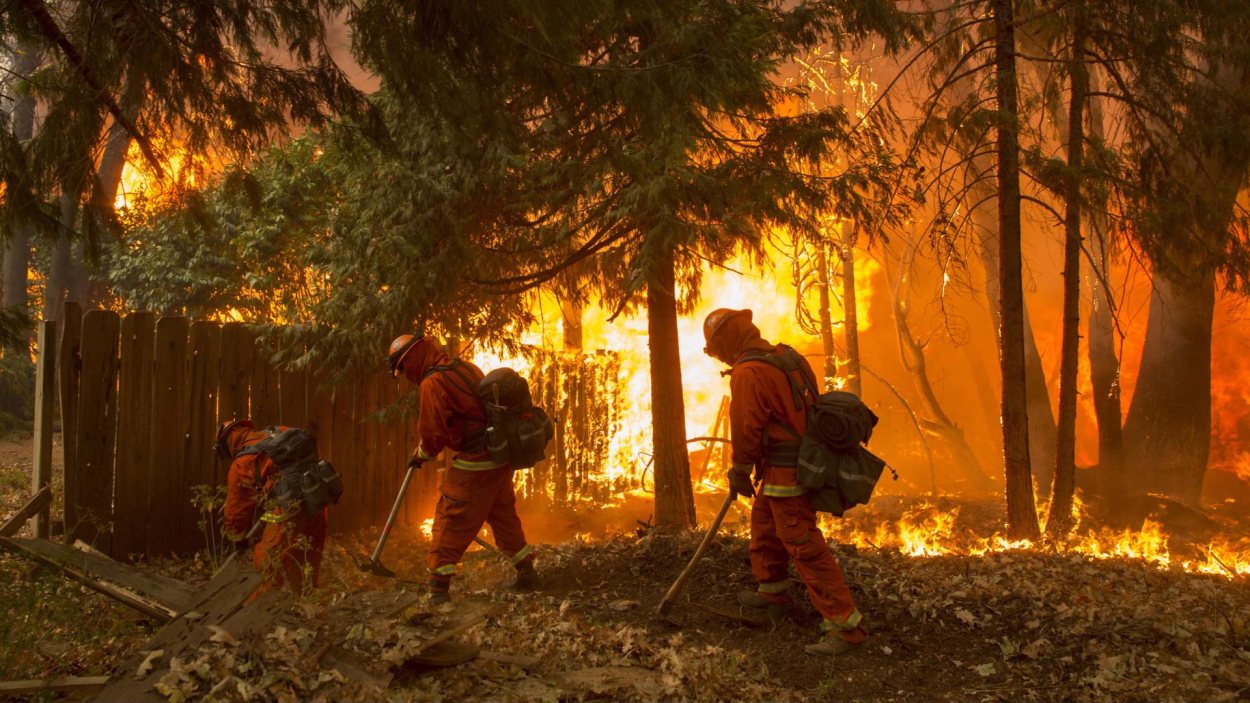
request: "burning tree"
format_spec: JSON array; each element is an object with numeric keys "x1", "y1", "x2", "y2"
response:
[{"x1": 271, "y1": 1, "x2": 916, "y2": 529}]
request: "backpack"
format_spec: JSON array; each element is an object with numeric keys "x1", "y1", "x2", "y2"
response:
[
  {"x1": 237, "y1": 427, "x2": 343, "y2": 513},
  {"x1": 476, "y1": 368, "x2": 554, "y2": 470},
  {"x1": 734, "y1": 347, "x2": 890, "y2": 516}
]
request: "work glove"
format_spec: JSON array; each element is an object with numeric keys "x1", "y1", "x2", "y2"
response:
[
  {"x1": 407, "y1": 451, "x2": 427, "y2": 471},
  {"x1": 727, "y1": 467, "x2": 755, "y2": 500}
]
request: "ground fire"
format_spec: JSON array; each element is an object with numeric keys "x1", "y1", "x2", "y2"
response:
[{"x1": 2, "y1": 1, "x2": 1250, "y2": 701}]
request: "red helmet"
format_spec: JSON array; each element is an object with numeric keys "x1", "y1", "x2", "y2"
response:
[
  {"x1": 703, "y1": 308, "x2": 752, "y2": 345},
  {"x1": 214, "y1": 418, "x2": 255, "y2": 460},
  {"x1": 387, "y1": 334, "x2": 424, "y2": 378}
]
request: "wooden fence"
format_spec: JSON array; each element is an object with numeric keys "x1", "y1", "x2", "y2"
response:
[{"x1": 51, "y1": 304, "x2": 627, "y2": 560}]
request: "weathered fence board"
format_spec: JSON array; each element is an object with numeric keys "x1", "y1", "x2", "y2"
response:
[
  {"x1": 249, "y1": 336, "x2": 280, "y2": 428},
  {"x1": 331, "y1": 384, "x2": 359, "y2": 530},
  {"x1": 218, "y1": 323, "x2": 252, "y2": 427},
  {"x1": 70, "y1": 311, "x2": 120, "y2": 550},
  {"x1": 58, "y1": 302, "x2": 82, "y2": 533},
  {"x1": 279, "y1": 344, "x2": 309, "y2": 428},
  {"x1": 149, "y1": 317, "x2": 190, "y2": 556},
  {"x1": 185, "y1": 322, "x2": 222, "y2": 551},
  {"x1": 32, "y1": 320, "x2": 56, "y2": 539},
  {"x1": 114, "y1": 312, "x2": 155, "y2": 559}
]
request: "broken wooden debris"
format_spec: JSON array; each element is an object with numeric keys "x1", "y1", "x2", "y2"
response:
[
  {"x1": 0, "y1": 675, "x2": 109, "y2": 696},
  {"x1": 0, "y1": 536, "x2": 181, "y2": 621},
  {"x1": 0, "y1": 486, "x2": 52, "y2": 537},
  {"x1": 94, "y1": 559, "x2": 268, "y2": 702},
  {"x1": 0, "y1": 536, "x2": 195, "y2": 615}
]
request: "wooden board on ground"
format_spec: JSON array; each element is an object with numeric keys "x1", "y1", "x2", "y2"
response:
[
  {"x1": 1, "y1": 487, "x2": 52, "y2": 537},
  {"x1": 113, "y1": 312, "x2": 155, "y2": 559},
  {"x1": 0, "y1": 537, "x2": 182, "y2": 621},
  {"x1": 1, "y1": 536, "x2": 195, "y2": 612},
  {"x1": 93, "y1": 559, "x2": 266, "y2": 703},
  {"x1": 149, "y1": 317, "x2": 189, "y2": 556},
  {"x1": 71, "y1": 310, "x2": 121, "y2": 550},
  {"x1": 0, "y1": 675, "x2": 108, "y2": 696}
]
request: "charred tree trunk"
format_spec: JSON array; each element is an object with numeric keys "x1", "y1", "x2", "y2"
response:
[
  {"x1": 1122, "y1": 272, "x2": 1215, "y2": 504},
  {"x1": 648, "y1": 247, "x2": 696, "y2": 530},
  {"x1": 971, "y1": 181, "x2": 1057, "y2": 491},
  {"x1": 994, "y1": 0, "x2": 1040, "y2": 540},
  {"x1": 1047, "y1": 10, "x2": 1087, "y2": 538},
  {"x1": 841, "y1": 225, "x2": 863, "y2": 397},
  {"x1": 1085, "y1": 82, "x2": 1124, "y2": 490},
  {"x1": 2, "y1": 46, "x2": 42, "y2": 313},
  {"x1": 815, "y1": 243, "x2": 839, "y2": 390}
]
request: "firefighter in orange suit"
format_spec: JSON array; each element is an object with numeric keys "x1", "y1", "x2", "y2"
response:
[
  {"x1": 387, "y1": 334, "x2": 537, "y2": 603},
  {"x1": 702, "y1": 308, "x2": 867, "y2": 656},
  {"x1": 218, "y1": 419, "x2": 328, "y2": 595}
]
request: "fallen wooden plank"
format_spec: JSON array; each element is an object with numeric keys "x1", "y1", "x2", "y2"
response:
[
  {"x1": 415, "y1": 602, "x2": 502, "y2": 654},
  {"x1": 0, "y1": 486, "x2": 52, "y2": 537},
  {"x1": 2, "y1": 536, "x2": 195, "y2": 613},
  {"x1": 0, "y1": 536, "x2": 177, "y2": 621},
  {"x1": 0, "y1": 675, "x2": 108, "y2": 696},
  {"x1": 94, "y1": 559, "x2": 265, "y2": 703},
  {"x1": 323, "y1": 646, "x2": 395, "y2": 690}
]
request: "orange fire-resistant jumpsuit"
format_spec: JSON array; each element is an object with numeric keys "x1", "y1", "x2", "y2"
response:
[
  {"x1": 400, "y1": 341, "x2": 532, "y2": 596},
  {"x1": 715, "y1": 315, "x2": 866, "y2": 643},
  {"x1": 224, "y1": 427, "x2": 328, "y2": 596}
]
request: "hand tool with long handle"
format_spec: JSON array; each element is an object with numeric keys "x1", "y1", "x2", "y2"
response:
[
  {"x1": 360, "y1": 463, "x2": 418, "y2": 577},
  {"x1": 213, "y1": 518, "x2": 264, "y2": 578},
  {"x1": 657, "y1": 489, "x2": 737, "y2": 618}
]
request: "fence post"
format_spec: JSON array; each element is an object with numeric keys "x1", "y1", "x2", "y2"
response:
[{"x1": 31, "y1": 320, "x2": 57, "y2": 539}]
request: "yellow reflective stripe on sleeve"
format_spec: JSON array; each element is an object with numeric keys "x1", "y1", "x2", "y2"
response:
[
  {"x1": 418, "y1": 446, "x2": 434, "y2": 460},
  {"x1": 433, "y1": 563, "x2": 459, "y2": 576},
  {"x1": 452, "y1": 457, "x2": 505, "y2": 471},
  {"x1": 731, "y1": 463, "x2": 754, "y2": 475},
  {"x1": 821, "y1": 608, "x2": 864, "y2": 632},
  {"x1": 757, "y1": 579, "x2": 791, "y2": 594},
  {"x1": 260, "y1": 511, "x2": 297, "y2": 524},
  {"x1": 509, "y1": 544, "x2": 534, "y2": 565},
  {"x1": 760, "y1": 484, "x2": 806, "y2": 498}
]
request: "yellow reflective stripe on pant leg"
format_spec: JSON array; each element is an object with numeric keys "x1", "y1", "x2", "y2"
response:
[
  {"x1": 509, "y1": 544, "x2": 534, "y2": 566},
  {"x1": 758, "y1": 579, "x2": 791, "y2": 595},
  {"x1": 821, "y1": 608, "x2": 864, "y2": 632},
  {"x1": 760, "y1": 484, "x2": 806, "y2": 498},
  {"x1": 433, "y1": 563, "x2": 459, "y2": 576},
  {"x1": 452, "y1": 457, "x2": 505, "y2": 471}
]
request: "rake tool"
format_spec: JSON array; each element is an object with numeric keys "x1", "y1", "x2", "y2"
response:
[
  {"x1": 360, "y1": 462, "x2": 419, "y2": 577},
  {"x1": 657, "y1": 488, "x2": 737, "y2": 621}
]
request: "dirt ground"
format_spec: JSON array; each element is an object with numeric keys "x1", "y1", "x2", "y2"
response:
[{"x1": 2, "y1": 435, "x2": 1250, "y2": 702}]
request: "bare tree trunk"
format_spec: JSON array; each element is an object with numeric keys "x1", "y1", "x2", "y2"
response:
[
  {"x1": 994, "y1": 0, "x2": 1040, "y2": 540},
  {"x1": 891, "y1": 243, "x2": 993, "y2": 489},
  {"x1": 1084, "y1": 80, "x2": 1124, "y2": 490},
  {"x1": 2, "y1": 46, "x2": 42, "y2": 312},
  {"x1": 815, "y1": 243, "x2": 839, "y2": 390},
  {"x1": 1047, "y1": 9, "x2": 1087, "y2": 538},
  {"x1": 43, "y1": 196, "x2": 76, "y2": 322},
  {"x1": 971, "y1": 177, "x2": 1058, "y2": 491},
  {"x1": 841, "y1": 225, "x2": 862, "y2": 396},
  {"x1": 1122, "y1": 272, "x2": 1215, "y2": 504},
  {"x1": 648, "y1": 246, "x2": 695, "y2": 530},
  {"x1": 560, "y1": 299, "x2": 583, "y2": 352}
]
